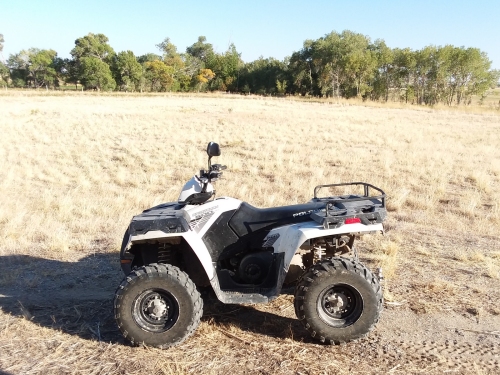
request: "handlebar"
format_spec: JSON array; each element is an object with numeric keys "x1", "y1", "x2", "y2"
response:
[
  {"x1": 209, "y1": 170, "x2": 223, "y2": 179},
  {"x1": 199, "y1": 164, "x2": 227, "y2": 182},
  {"x1": 211, "y1": 164, "x2": 227, "y2": 171}
]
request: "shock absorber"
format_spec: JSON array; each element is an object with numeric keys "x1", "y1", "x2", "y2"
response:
[{"x1": 157, "y1": 243, "x2": 173, "y2": 264}]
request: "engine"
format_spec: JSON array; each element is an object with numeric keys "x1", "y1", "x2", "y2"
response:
[{"x1": 237, "y1": 251, "x2": 274, "y2": 284}]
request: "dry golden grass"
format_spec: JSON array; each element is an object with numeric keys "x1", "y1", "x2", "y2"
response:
[
  {"x1": 1, "y1": 90, "x2": 498, "y2": 257},
  {"x1": 1, "y1": 90, "x2": 500, "y2": 374}
]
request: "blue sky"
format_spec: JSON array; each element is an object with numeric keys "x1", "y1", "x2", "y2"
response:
[{"x1": 1, "y1": 0, "x2": 499, "y2": 69}]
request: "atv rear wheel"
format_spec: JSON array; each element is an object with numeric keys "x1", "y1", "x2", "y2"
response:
[
  {"x1": 294, "y1": 258, "x2": 382, "y2": 344},
  {"x1": 114, "y1": 263, "x2": 203, "y2": 348}
]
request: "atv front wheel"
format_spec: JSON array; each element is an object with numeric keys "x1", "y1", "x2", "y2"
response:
[
  {"x1": 294, "y1": 258, "x2": 382, "y2": 344},
  {"x1": 114, "y1": 263, "x2": 203, "y2": 348}
]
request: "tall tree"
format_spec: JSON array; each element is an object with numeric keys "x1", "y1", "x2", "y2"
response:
[
  {"x1": 137, "y1": 53, "x2": 162, "y2": 64},
  {"x1": 79, "y1": 57, "x2": 116, "y2": 90},
  {"x1": 0, "y1": 33, "x2": 6, "y2": 87},
  {"x1": 156, "y1": 37, "x2": 187, "y2": 91},
  {"x1": 393, "y1": 48, "x2": 417, "y2": 103},
  {"x1": 7, "y1": 48, "x2": 58, "y2": 88},
  {"x1": 371, "y1": 39, "x2": 394, "y2": 101},
  {"x1": 289, "y1": 40, "x2": 318, "y2": 96},
  {"x1": 337, "y1": 31, "x2": 375, "y2": 98},
  {"x1": 0, "y1": 61, "x2": 8, "y2": 87},
  {"x1": 70, "y1": 33, "x2": 115, "y2": 90},
  {"x1": 239, "y1": 57, "x2": 288, "y2": 95},
  {"x1": 59, "y1": 58, "x2": 80, "y2": 89},
  {"x1": 112, "y1": 51, "x2": 142, "y2": 91},
  {"x1": 70, "y1": 33, "x2": 115, "y2": 63},
  {"x1": 206, "y1": 43, "x2": 242, "y2": 91},
  {"x1": 184, "y1": 36, "x2": 215, "y2": 90},
  {"x1": 449, "y1": 47, "x2": 494, "y2": 105},
  {"x1": 186, "y1": 36, "x2": 214, "y2": 63},
  {"x1": 143, "y1": 60, "x2": 175, "y2": 91},
  {"x1": 313, "y1": 31, "x2": 345, "y2": 98}
]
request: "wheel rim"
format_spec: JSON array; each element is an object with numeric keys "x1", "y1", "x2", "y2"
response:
[
  {"x1": 317, "y1": 284, "x2": 363, "y2": 327},
  {"x1": 133, "y1": 289, "x2": 179, "y2": 332}
]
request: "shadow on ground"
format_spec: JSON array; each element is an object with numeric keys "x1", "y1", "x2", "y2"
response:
[
  {"x1": 0, "y1": 253, "x2": 124, "y2": 344},
  {"x1": 0, "y1": 253, "x2": 308, "y2": 345},
  {"x1": 200, "y1": 291, "x2": 313, "y2": 343}
]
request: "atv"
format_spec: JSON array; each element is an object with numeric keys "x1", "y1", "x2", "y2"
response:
[{"x1": 114, "y1": 142, "x2": 386, "y2": 348}]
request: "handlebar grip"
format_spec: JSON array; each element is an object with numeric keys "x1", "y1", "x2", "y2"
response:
[
  {"x1": 209, "y1": 171, "x2": 222, "y2": 178},
  {"x1": 220, "y1": 165, "x2": 227, "y2": 170}
]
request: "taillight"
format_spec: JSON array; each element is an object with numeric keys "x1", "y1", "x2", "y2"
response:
[{"x1": 345, "y1": 218, "x2": 361, "y2": 224}]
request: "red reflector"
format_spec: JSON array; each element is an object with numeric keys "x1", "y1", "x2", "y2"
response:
[
  {"x1": 120, "y1": 259, "x2": 132, "y2": 264},
  {"x1": 345, "y1": 218, "x2": 361, "y2": 224}
]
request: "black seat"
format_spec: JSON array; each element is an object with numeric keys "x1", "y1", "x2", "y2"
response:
[{"x1": 229, "y1": 201, "x2": 326, "y2": 237}]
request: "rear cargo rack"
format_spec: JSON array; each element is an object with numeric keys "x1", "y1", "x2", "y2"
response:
[{"x1": 311, "y1": 182, "x2": 387, "y2": 229}]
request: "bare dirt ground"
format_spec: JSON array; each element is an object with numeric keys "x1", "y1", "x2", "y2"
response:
[{"x1": 0, "y1": 92, "x2": 499, "y2": 374}]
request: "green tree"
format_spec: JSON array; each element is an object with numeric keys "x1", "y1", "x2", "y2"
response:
[
  {"x1": 239, "y1": 57, "x2": 288, "y2": 95},
  {"x1": 448, "y1": 47, "x2": 494, "y2": 105},
  {"x1": 157, "y1": 37, "x2": 184, "y2": 70},
  {"x1": 289, "y1": 40, "x2": 318, "y2": 96},
  {"x1": 306, "y1": 30, "x2": 376, "y2": 98},
  {"x1": 79, "y1": 57, "x2": 116, "y2": 90},
  {"x1": 393, "y1": 48, "x2": 417, "y2": 103},
  {"x1": 113, "y1": 51, "x2": 142, "y2": 91},
  {"x1": 313, "y1": 31, "x2": 345, "y2": 98},
  {"x1": 0, "y1": 61, "x2": 9, "y2": 87},
  {"x1": 7, "y1": 48, "x2": 58, "y2": 88},
  {"x1": 186, "y1": 36, "x2": 214, "y2": 63},
  {"x1": 427, "y1": 45, "x2": 454, "y2": 105},
  {"x1": 206, "y1": 43, "x2": 242, "y2": 91},
  {"x1": 336, "y1": 31, "x2": 375, "y2": 98},
  {"x1": 60, "y1": 58, "x2": 80, "y2": 89},
  {"x1": 371, "y1": 39, "x2": 394, "y2": 101},
  {"x1": 181, "y1": 53, "x2": 203, "y2": 89},
  {"x1": 276, "y1": 79, "x2": 287, "y2": 94},
  {"x1": 138, "y1": 53, "x2": 162, "y2": 64},
  {"x1": 6, "y1": 52, "x2": 27, "y2": 87},
  {"x1": 29, "y1": 49, "x2": 58, "y2": 88},
  {"x1": 70, "y1": 33, "x2": 115, "y2": 90},
  {"x1": 137, "y1": 54, "x2": 161, "y2": 92},
  {"x1": 156, "y1": 37, "x2": 186, "y2": 91},
  {"x1": 412, "y1": 46, "x2": 435, "y2": 104},
  {"x1": 70, "y1": 33, "x2": 115, "y2": 63}
]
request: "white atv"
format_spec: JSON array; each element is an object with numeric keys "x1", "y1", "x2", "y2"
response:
[{"x1": 115, "y1": 142, "x2": 386, "y2": 348}]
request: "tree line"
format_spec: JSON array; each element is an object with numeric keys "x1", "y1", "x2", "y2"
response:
[{"x1": 0, "y1": 30, "x2": 498, "y2": 106}]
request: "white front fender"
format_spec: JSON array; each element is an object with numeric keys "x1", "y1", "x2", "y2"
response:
[{"x1": 127, "y1": 230, "x2": 215, "y2": 280}]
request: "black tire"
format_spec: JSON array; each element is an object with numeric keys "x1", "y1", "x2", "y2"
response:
[
  {"x1": 294, "y1": 258, "x2": 382, "y2": 344},
  {"x1": 114, "y1": 263, "x2": 203, "y2": 348}
]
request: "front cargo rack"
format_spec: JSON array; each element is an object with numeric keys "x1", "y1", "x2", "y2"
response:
[{"x1": 310, "y1": 182, "x2": 387, "y2": 229}]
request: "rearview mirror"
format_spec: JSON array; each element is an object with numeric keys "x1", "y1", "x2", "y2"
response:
[{"x1": 206, "y1": 142, "x2": 221, "y2": 157}]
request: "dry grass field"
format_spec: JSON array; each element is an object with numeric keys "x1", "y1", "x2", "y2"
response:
[{"x1": 0, "y1": 91, "x2": 499, "y2": 374}]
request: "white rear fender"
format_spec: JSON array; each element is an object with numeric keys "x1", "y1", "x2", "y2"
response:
[{"x1": 267, "y1": 221, "x2": 384, "y2": 270}]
